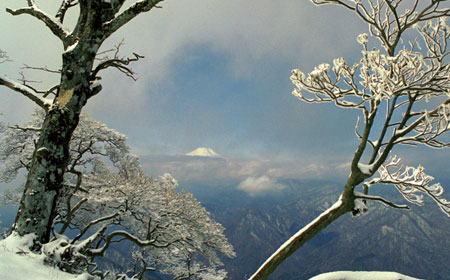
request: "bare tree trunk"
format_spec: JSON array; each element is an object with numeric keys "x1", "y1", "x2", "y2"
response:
[
  {"x1": 13, "y1": 45, "x2": 96, "y2": 245},
  {"x1": 3, "y1": 0, "x2": 163, "y2": 246},
  {"x1": 13, "y1": 107, "x2": 82, "y2": 244}
]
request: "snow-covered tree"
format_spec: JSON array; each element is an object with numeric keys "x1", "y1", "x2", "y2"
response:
[
  {"x1": 0, "y1": 111, "x2": 235, "y2": 279},
  {"x1": 250, "y1": 1, "x2": 450, "y2": 279},
  {"x1": 0, "y1": 0, "x2": 164, "y2": 245}
]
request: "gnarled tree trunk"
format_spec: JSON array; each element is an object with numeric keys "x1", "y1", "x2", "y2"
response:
[
  {"x1": 4, "y1": 0, "x2": 164, "y2": 246},
  {"x1": 14, "y1": 47, "x2": 97, "y2": 244}
]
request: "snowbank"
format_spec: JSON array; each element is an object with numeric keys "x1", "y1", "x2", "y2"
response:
[
  {"x1": 0, "y1": 233, "x2": 93, "y2": 280},
  {"x1": 0, "y1": 234, "x2": 426, "y2": 280},
  {"x1": 309, "y1": 271, "x2": 422, "y2": 280}
]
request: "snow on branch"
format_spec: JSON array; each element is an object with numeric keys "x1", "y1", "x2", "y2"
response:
[
  {"x1": 6, "y1": 2, "x2": 69, "y2": 42},
  {"x1": 310, "y1": 0, "x2": 449, "y2": 55},
  {"x1": 0, "y1": 76, "x2": 51, "y2": 110},
  {"x1": 249, "y1": 196, "x2": 349, "y2": 280},
  {"x1": 102, "y1": 0, "x2": 164, "y2": 39},
  {"x1": 55, "y1": 0, "x2": 79, "y2": 24},
  {"x1": 290, "y1": 20, "x2": 449, "y2": 111},
  {"x1": 256, "y1": 3, "x2": 450, "y2": 280},
  {"x1": 354, "y1": 192, "x2": 410, "y2": 210},
  {"x1": 291, "y1": 15, "x2": 450, "y2": 181},
  {"x1": 394, "y1": 102, "x2": 450, "y2": 148},
  {"x1": 0, "y1": 112, "x2": 234, "y2": 278},
  {"x1": 87, "y1": 230, "x2": 175, "y2": 258},
  {"x1": 366, "y1": 156, "x2": 450, "y2": 216}
]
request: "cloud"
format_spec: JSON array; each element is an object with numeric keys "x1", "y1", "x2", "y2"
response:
[
  {"x1": 0, "y1": 0, "x2": 367, "y2": 155},
  {"x1": 237, "y1": 175, "x2": 285, "y2": 196},
  {"x1": 0, "y1": 0, "x2": 365, "y2": 116},
  {"x1": 140, "y1": 151, "x2": 355, "y2": 185}
]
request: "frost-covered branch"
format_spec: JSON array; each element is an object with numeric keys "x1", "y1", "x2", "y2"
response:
[
  {"x1": 366, "y1": 156, "x2": 450, "y2": 216},
  {"x1": 354, "y1": 192, "x2": 410, "y2": 210},
  {"x1": 253, "y1": 2, "x2": 450, "y2": 279},
  {"x1": 393, "y1": 100, "x2": 450, "y2": 148},
  {"x1": 291, "y1": 16, "x2": 450, "y2": 177},
  {"x1": 0, "y1": 112, "x2": 234, "y2": 278},
  {"x1": 71, "y1": 211, "x2": 122, "y2": 244},
  {"x1": 87, "y1": 230, "x2": 176, "y2": 258},
  {"x1": 311, "y1": 0, "x2": 449, "y2": 55}
]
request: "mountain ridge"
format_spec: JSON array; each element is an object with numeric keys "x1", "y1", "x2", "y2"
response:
[{"x1": 181, "y1": 179, "x2": 450, "y2": 280}]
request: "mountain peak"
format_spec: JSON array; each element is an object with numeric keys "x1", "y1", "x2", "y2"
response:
[{"x1": 186, "y1": 147, "x2": 221, "y2": 158}]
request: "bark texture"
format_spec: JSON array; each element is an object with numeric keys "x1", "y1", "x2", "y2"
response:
[{"x1": 14, "y1": 47, "x2": 94, "y2": 243}]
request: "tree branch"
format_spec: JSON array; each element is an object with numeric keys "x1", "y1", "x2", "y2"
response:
[
  {"x1": 22, "y1": 64, "x2": 61, "y2": 74},
  {"x1": 0, "y1": 49, "x2": 10, "y2": 64},
  {"x1": 368, "y1": 156, "x2": 450, "y2": 216},
  {"x1": 102, "y1": 0, "x2": 164, "y2": 40},
  {"x1": 72, "y1": 211, "x2": 122, "y2": 243},
  {"x1": 0, "y1": 76, "x2": 51, "y2": 110},
  {"x1": 92, "y1": 53, "x2": 144, "y2": 81},
  {"x1": 6, "y1": 4, "x2": 68, "y2": 42},
  {"x1": 355, "y1": 192, "x2": 410, "y2": 210},
  {"x1": 87, "y1": 230, "x2": 178, "y2": 258},
  {"x1": 56, "y1": 0, "x2": 79, "y2": 24},
  {"x1": 249, "y1": 195, "x2": 353, "y2": 280}
]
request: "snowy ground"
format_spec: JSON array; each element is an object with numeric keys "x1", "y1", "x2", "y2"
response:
[
  {"x1": 0, "y1": 233, "x2": 424, "y2": 280},
  {"x1": 309, "y1": 271, "x2": 422, "y2": 280},
  {"x1": 0, "y1": 233, "x2": 92, "y2": 280}
]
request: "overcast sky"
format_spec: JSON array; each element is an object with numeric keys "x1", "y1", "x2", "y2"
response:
[{"x1": 1, "y1": 0, "x2": 449, "y2": 193}]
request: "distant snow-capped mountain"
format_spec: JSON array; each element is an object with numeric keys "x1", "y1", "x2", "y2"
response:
[{"x1": 186, "y1": 147, "x2": 222, "y2": 158}]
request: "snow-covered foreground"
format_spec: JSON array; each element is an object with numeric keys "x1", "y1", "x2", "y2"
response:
[
  {"x1": 309, "y1": 271, "x2": 422, "y2": 280},
  {"x1": 0, "y1": 233, "x2": 92, "y2": 280},
  {"x1": 0, "y1": 233, "x2": 425, "y2": 280}
]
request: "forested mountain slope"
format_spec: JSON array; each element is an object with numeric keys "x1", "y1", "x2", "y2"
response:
[
  {"x1": 189, "y1": 179, "x2": 450, "y2": 280},
  {"x1": 1, "y1": 179, "x2": 448, "y2": 280}
]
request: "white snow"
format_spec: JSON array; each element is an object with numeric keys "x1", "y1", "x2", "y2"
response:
[
  {"x1": 64, "y1": 41, "x2": 79, "y2": 53},
  {"x1": 89, "y1": 79, "x2": 101, "y2": 91},
  {"x1": 0, "y1": 76, "x2": 53, "y2": 107},
  {"x1": 354, "y1": 198, "x2": 368, "y2": 213},
  {"x1": 186, "y1": 147, "x2": 222, "y2": 157},
  {"x1": 357, "y1": 162, "x2": 375, "y2": 175},
  {"x1": 309, "y1": 271, "x2": 422, "y2": 280},
  {"x1": 0, "y1": 233, "x2": 94, "y2": 280}
]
